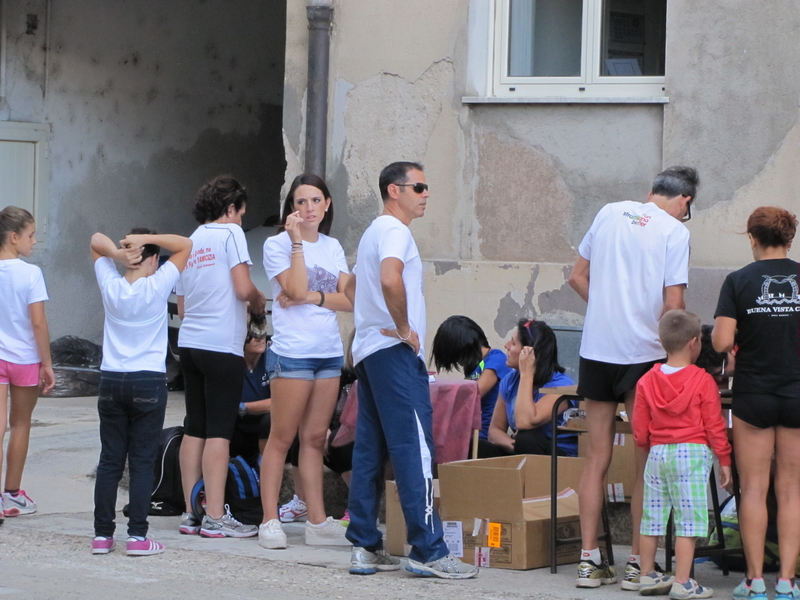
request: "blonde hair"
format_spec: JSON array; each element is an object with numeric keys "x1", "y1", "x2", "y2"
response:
[
  {"x1": 0, "y1": 206, "x2": 35, "y2": 247},
  {"x1": 659, "y1": 309, "x2": 701, "y2": 354}
]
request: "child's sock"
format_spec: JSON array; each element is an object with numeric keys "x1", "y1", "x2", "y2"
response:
[
  {"x1": 629, "y1": 554, "x2": 641, "y2": 565},
  {"x1": 4, "y1": 489, "x2": 20, "y2": 496},
  {"x1": 581, "y1": 548, "x2": 602, "y2": 564}
]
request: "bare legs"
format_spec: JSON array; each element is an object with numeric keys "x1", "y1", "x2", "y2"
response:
[
  {"x1": 578, "y1": 390, "x2": 641, "y2": 556},
  {"x1": 178, "y1": 435, "x2": 230, "y2": 519},
  {"x1": 735, "y1": 417, "x2": 800, "y2": 581},
  {"x1": 260, "y1": 377, "x2": 338, "y2": 524},
  {"x1": 3, "y1": 384, "x2": 39, "y2": 491}
]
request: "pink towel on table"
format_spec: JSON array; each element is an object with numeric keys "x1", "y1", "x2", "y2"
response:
[{"x1": 334, "y1": 379, "x2": 481, "y2": 463}]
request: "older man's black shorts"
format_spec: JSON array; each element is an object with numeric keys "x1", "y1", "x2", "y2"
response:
[{"x1": 577, "y1": 357, "x2": 663, "y2": 403}]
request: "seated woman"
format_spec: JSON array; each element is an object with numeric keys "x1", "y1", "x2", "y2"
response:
[
  {"x1": 230, "y1": 333, "x2": 272, "y2": 460},
  {"x1": 430, "y1": 316, "x2": 512, "y2": 441},
  {"x1": 480, "y1": 319, "x2": 577, "y2": 458}
]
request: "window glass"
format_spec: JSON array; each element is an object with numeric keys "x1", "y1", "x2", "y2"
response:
[
  {"x1": 600, "y1": 0, "x2": 666, "y2": 76},
  {"x1": 507, "y1": 0, "x2": 583, "y2": 77}
]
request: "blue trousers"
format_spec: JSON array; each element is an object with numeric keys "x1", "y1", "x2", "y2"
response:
[
  {"x1": 345, "y1": 344, "x2": 449, "y2": 563},
  {"x1": 94, "y1": 371, "x2": 167, "y2": 538}
]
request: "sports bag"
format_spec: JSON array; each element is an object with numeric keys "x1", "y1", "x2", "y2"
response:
[
  {"x1": 225, "y1": 454, "x2": 263, "y2": 525},
  {"x1": 148, "y1": 425, "x2": 185, "y2": 516}
]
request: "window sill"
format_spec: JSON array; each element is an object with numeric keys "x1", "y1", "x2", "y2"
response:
[{"x1": 462, "y1": 96, "x2": 669, "y2": 105}]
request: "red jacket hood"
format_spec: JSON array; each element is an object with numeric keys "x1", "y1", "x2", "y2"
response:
[{"x1": 637, "y1": 363, "x2": 709, "y2": 416}]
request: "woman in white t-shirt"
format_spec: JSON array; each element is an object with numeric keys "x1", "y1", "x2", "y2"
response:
[
  {"x1": 258, "y1": 174, "x2": 352, "y2": 549},
  {"x1": 0, "y1": 206, "x2": 55, "y2": 522},
  {"x1": 176, "y1": 176, "x2": 266, "y2": 539}
]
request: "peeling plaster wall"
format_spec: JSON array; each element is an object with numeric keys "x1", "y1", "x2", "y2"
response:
[
  {"x1": 282, "y1": 1, "x2": 800, "y2": 355},
  {"x1": 1, "y1": 0, "x2": 286, "y2": 341}
]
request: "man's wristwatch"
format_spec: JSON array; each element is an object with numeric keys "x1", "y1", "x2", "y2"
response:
[{"x1": 239, "y1": 402, "x2": 247, "y2": 417}]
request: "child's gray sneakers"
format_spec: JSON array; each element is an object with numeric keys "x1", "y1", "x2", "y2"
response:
[{"x1": 669, "y1": 578, "x2": 713, "y2": 600}]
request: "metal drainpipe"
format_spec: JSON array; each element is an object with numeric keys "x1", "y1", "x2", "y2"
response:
[
  {"x1": 304, "y1": 4, "x2": 333, "y2": 178},
  {"x1": 0, "y1": 0, "x2": 7, "y2": 108}
]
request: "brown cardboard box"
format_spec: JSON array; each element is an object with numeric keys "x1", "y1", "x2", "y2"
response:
[
  {"x1": 385, "y1": 479, "x2": 440, "y2": 557},
  {"x1": 436, "y1": 455, "x2": 586, "y2": 570},
  {"x1": 578, "y1": 431, "x2": 636, "y2": 502}
]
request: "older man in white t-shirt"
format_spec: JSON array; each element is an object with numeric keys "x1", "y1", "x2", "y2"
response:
[
  {"x1": 343, "y1": 162, "x2": 478, "y2": 580},
  {"x1": 567, "y1": 167, "x2": 698, "y2": 589}
]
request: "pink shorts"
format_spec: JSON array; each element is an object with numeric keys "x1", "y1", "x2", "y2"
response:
[{"x1": 0, "y1": 359, "x2": 40, "y2": 387}]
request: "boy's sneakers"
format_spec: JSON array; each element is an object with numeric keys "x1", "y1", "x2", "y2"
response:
[
  {"x1": 640, "y1": 572, "x2": 677, "y2": 596},
  {"x1": 258, "y1": 518, "x2": 287, "y2": 549},
  {"x1": 279, "y1": 495, "x2": 308, "y2": 523},
  {"x1": 734, "y1": 578, "x2": 768, "y2": 600},
  {"x1": 199, "y1": 505, "x2": 258, "y2": 538},
  {"x1": 126, "y1": 537, "x2": 165, "y2": 556},
  {"x1": 669, "y1": 578, "x2": 713, "y2": 600},
  {"x1": 405, "y1": 553, "x2": 479, "y2": 579},
  {"x1": 349, "y1": 547, "x2": 401, "y2": 575},
  {"x1": 776, "y1": 579, "x2": 800, "y2": 600},
  {"x1": 576, "y1": 557, "x2": 618, "y2": 588},
  {"x1": 2, "y1": 490, "x2": 37, "y2": 516},
  {"x1": 91, "y1": 536, "x2": 116, "y2": 554},
  {"x1": 305, "y1": 516, "x2": 349, "y2": 546},
  {"x1": 179, "y1": 512, "x2": 201, "y2": 535}
]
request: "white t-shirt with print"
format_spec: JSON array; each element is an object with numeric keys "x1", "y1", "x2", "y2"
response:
[
  {"x1": 0, "y1": 258, "x2": 49, "y2": 364},
  {"x1": 95, "y1": 257, "x2": 180, "y2": 373},
  {"x1": 351, "y1": 215, "x2": 426, "y2": 366},
  {"x1": 578, "y1": 200, "x2": 690, "y2": 364},
  {"x1": 176, "y1": 223, "x2": 252, "y2": 357},
  {"x1": 263, "y1": 231, "x2": 349, "y2": 359}
]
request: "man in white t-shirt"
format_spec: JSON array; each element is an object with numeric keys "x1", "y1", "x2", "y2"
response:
[
  {"x1": 90, "y1": 229, "x2": 191, "y2": 557},
  {"x1": 343, "y1": 162, "x2": 478, "y2": 580},
  {"x1": 567, "y1": 167, "x2": 698, "y2": 589}
]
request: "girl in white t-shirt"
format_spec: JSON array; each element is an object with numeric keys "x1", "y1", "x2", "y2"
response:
[
  {"x1": 259, "y1": 174, "x2": 352, "y2": 549},
  {"x1": 0, "y1": 206, "x2": 55, "y2": 522}
]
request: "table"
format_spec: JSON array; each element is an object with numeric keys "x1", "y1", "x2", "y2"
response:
[{"x1": 335, "y1": 378, "x2": 482, "y2": 464}]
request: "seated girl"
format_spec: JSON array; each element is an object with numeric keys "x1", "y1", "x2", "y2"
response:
[
  {"x1": 480, "y1": 319, "x2": 577, "y2": 458},
  {"x1": 430, "y1": 316, "x2": 512, "y2": 441}
]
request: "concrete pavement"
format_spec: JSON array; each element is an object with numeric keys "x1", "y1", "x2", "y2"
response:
[{"x1": 0, "y1": 394, "x2": 742, "y2": 599}]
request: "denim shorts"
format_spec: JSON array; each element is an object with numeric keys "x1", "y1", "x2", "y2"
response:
[{"x1": 266, "y1": 347, "x2": 343, "y2": 381}]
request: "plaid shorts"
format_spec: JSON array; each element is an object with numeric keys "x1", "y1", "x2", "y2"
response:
[{"x1": 640, "y1": 443, "x2": 713, "y2": 537}]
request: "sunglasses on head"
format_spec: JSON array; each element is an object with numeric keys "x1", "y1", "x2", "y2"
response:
[{"x1": 394, "y1": 182, "x2": 429, "y2": 194}]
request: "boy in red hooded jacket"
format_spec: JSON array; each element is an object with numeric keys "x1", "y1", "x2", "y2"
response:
[{"x1": 633, "y1": 310, "x2": 732, "y2": 599}]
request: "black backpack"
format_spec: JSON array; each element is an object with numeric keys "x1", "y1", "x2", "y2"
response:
[
  {"x1": 225, "y1": 455, "x2": 263, "y2": 525},
  {"x1": 122, "y1": 425, "x2": 185, "y2": 518},
  {"x1": 148, "y1": 426, "x2": 186, "y2": 516}
]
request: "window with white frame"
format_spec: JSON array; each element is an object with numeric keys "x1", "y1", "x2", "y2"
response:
[
  {"x1": 0, "y1": 122, "x2": 50, "y2": 243},
  {"x1": 492, "y1": 0, "x2": 667, "y2": 101}
]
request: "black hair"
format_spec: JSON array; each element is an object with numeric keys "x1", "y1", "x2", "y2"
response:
[
  {"x1": 430, "y1": 316, "x2": 491, "y2": 377},
  {"x1": 378, "y1": 161, "x2": 424, "y2": 201},
  {"x1": 129, "y1": 227, "x2": 160, "y2": 262},
  {"x1": 695, "y1": 324, "x2": 727, "y2": 375},
  {"x1": 517, "y1": 319, "x2": 564, "y2": 388},
  {"x1": 280, "y1": 173, "x2": 333, "y2": 236},
  {"x1": 651, "y1": 166, "x2": 699, "y2": 201},
  {"x1": 192, "y1": 175, "x2": 247, "y2": 224}
]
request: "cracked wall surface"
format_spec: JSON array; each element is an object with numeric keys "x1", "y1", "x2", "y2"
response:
[
  {"x1": 1, "y1": 0, "x2": 286, "y2": 341},
  {"x1": 280, "y1": 0, "x2": 800, "y2": 357}
]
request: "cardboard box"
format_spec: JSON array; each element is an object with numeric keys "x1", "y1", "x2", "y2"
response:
[
  {"x1": 436, "y1": 454, "x2": 587, "y2": 570},
  {"x1": 578, "y1": 431, "x2": 636, "y2": 502},
  {"x1": 385, "y1": 479, "x2": 440, "y2": 557}
]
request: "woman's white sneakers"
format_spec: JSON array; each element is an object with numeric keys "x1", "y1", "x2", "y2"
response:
[
  {"x1": 259, "y1": 518, "x2": 288, "y2": 549},
  {"x1": 305, "y1": 516, "x2": 350, "y2": 546}
]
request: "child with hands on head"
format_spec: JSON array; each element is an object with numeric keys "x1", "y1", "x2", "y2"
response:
[
  {"x1": 633, "y1": 309, "x2": 731, "y2": 599},
  {"x1": 0, "y1": 206, "x2": 54, "y2": 521}
]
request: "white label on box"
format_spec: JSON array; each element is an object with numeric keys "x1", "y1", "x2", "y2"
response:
[
  {"x1": 613, "y1": 433, "x2": 625, "y2": 446},
  {"x1": 442, "y1": 521, "x2": 463, "y2": 558},
  {"x1": 472, "y1": 518, "x2": 485, "y2": 537},
  {"x1": 608, "y1": 482, "x2": 625, "y2": 502},
  {"x1": 474, "y1": 547, "x2": 491, "y2": 567}
]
